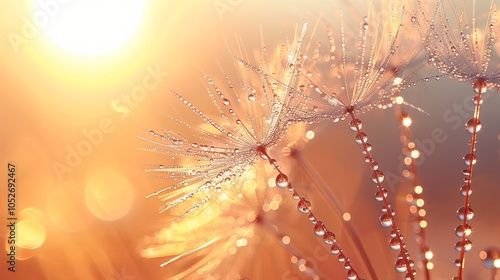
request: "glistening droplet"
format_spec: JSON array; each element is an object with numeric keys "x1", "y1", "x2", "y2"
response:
[
  {"x1": 455, "y1": 239, "x2": 472, "y2": 252},
  {"x1": 371, "y1": 170, "x2": 385, "y2": 183},
  {"x1": 465, "y1": 118, "x2": 481, "y2": 133},
  {"x1": 457, "y1": 206, "x2": 474, "y2": 221},
  {"x1": 323, "y1": 231, "x2": 336, "y2": 244},
  {"x1": 297, "y1": 198, "x2": 312, "y2": 214},
  {"x1": 314, "y1": 221, "x2": 326, "y2": 236},
  {"x1": 380, "y1": 213, "x2": 393, "y2": 227},
  {"x1": 349, "y1": 119, "x2": 362, "y2": 131},
  {"x1": 463, "y1": 154, "x2": 476, "y2": 166},
  {"x1": 394, "y1": 259, "x2": 408, "y2": 273},
  {"x1": 275, "y1": 173, "x2": 289, "y2": 188},
  {"x1": 455, "y1": 224, "x2": 472, "y2": 237}
]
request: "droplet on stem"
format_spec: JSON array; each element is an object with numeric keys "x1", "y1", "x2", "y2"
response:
[
  {"x1": 457, "y1": 206, "x2": 474, "y2": 221},
  {"x1": 380, "y1": 213, "x2": 393, "y2": 227},
  {"x1": 275, "y1": 173, "x2": 289, "y2": 188},
  {"x1": 465, "y1": 118, "x2": 481, "y2": 134}
]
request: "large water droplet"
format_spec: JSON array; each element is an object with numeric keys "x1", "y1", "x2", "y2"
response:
[
  {"x1": 375, "y1": 188, "x2": 388, "y2": 201},
  {"x1": 390, "y1": 237, "x2": 401, "y2": 250},
  {"x1": 323, "y1": 231, "x2": 336, "y2": 244},
  {"x1": 394, "y1": 259, "x2": 408, "y2": 273},
  {"x1": 314, "y1": 221, "x2": 326, "y2": 236},
  {"x1": 455, "y1": 224, "x2": 472, "y2": 237},
  {"x1": 473, "y1": 78, "x2": 487, "y2": 94},
  {"x1": 338, "y1": 253, "x2": 346, "y2": 262},
  {"x1": 354, "y1": 132, "x2": 367, "y2": 144},
  {"x1": 463, "y1": 154, "x2": 476, "y2": 166},
  {"x1": 460, "y1": 185, "x2": 471, "y2": 196},
  {"x1": 455, "y1": 239, "x2": 472, "y2": 252},
  {"x1": 349, "y1": 119, "x2": 362, "y2": 131},
  {"x1": 330, "y1": 244, "x2": 340, "y2": 254},
  {"x1": 297, "y1": 198, "x2": 312, "y2": 214},
  {"x1": 275, "y1": 173, "x2": 289, "y2": 188},
  {"x1": 347, "y1": 269, "x2": 357, "y2": 280},
  {"x1": 457, "y1": 206, "x2": 474, "y2": 221},
  {"x1": 380, "y1": 213, "x2": 393, "y2": 227},
  {"x1": 371, "y1": 170, "x2": 385, "y2": 183},
  {"x1": 465, "y1": 118, "x2": 481, "y2": 133}
]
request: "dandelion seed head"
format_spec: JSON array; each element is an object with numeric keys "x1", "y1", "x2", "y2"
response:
[
  {"x1": 299, "y1": 2, "x2": 422, "y2": 122},
  {"x1": 422, "y1": 0, "x2": 500, "y2": 85},
  {"x1": 140, "y1": 24, "x2": 310, "y2": 220}
]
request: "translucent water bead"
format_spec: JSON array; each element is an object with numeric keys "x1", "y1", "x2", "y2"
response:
[
  {"x1": 297, "y1": 198, "x2": 312, "y2": 214},
  {"x1": 275, "y1": 173, "x2": 289, "y2": 188},
  {"x1": 455, "y1": 240, "x2": 473, "y2": 252},
  {"x1": 465, "y1": 118, "x2": 481, "y2": 134},
  {"x1": 457, "y1": 206, "x2": 474, "y2": 221},
  {"x1": 455, "y1": 224, "x2": 472, "y2": 237}
]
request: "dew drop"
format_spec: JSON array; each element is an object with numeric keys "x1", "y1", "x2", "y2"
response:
[
  {"x1": 347, "y1": 269, "x2": 357, "y2": 280},
  {"x1": 222, "y1": 98, "x2": 231, "y2": 106},
  {"x1": 275, "y1": 173, "x2": 289, "y2": 188},
  {"x1": 394, "y1": 259, "x2": 407, "y2": 273},
  {"x1": 380, "y1": 213, "x2": 393, "y2": 227},
  {"x1": 455, "y1": 239, "x2": 472, "y2": 252},
  {"x1": 455, "y1": 224, "x2": 472, "y2": 237},
  {"x1": 297, "y1": 198, "x2": 312, "y2": 214},
  {"x1": 338, "y1": 253, "x2": 346, "y2": 262},
  {"x1": 330, "y1": 244, "x2": 340, "y2": 254},
  {"x1": 457, "y1": 206, "x2": 474, "y2": 221},
  {"x1": 362, "y1": 22, "x2": 369, "y2": 30},
  {"x1": 371, "y1": 170, "x2": 385, "y2": 183},
  {"x1": 314, "y1": 221, "x2": 326, "y2": 236},
  {"x1": 473, "y1": 78, "x2": 487, "y2": 94},
  {"x1": 465, "y1": 118, "x2": 481, "y2": 133},
  {"x1": 375, "y1": 188, "x2": 388, "y2": 201},
  {"x1": 460, "y1": 185, "x2": 471, "y2": 196},
  {"x1": 463, "y1": 154, "x2": 476, "y2": 166},
  {"x1": 390, "y1": 237, "x2": 401, "y2": 250},
  {"x1": 349, "y1": 119, "x2": 362, "y2": 131},
  {"x1": 411, "y1": 16, "x2": 417, "y2": 23},
  {"x1": 248, "y1": 94, "x2": 256, "y2": 101},
  {"x1": 354, "y1": 132, "x2": 368, "y2": 144},
  {"x1": 323, "y1": 231, "x2": 336, "y2": 244},
  {"x1": 370, "y1": 161, "x2": 379, "y2": 171},
  {"x1": 453, "y1": 259, "x2": 461, "y2": 267}
]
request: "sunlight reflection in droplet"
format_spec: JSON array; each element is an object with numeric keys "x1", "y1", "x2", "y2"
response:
[{"x1": 85, "y1": 169, "x2": 134, "y2": 221}]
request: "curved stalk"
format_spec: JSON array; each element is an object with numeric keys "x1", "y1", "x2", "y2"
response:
[{"x1": 257, "y1": 145, "x2": 362, "y2": 280}]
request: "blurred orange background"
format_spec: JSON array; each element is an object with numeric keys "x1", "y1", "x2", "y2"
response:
[{"x1": 1, "y1": 1, "x2": 500, "y2": 280}]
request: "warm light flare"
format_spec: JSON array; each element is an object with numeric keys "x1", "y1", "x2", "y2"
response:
[{"x1": 36, "y1": 0, "x2": 146, "y2": 57}]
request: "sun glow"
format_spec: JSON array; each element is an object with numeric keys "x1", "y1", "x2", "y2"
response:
[{"x1": 35, "y1": 0, "x2": 147, "y2": 57}]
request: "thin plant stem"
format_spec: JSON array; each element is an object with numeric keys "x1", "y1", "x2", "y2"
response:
[
  {"x1": 456, "y1": 78, "x2": 485, "y2": 279},
  {"x1": 347, "y1": 107, "x2": 415, "y2": 280},
  {"x1": 257, "y1": 145, "x2": 362, "y2": 280},
  {"x1": 292, "y1": 150, "x2": 379, "y2": 280}
]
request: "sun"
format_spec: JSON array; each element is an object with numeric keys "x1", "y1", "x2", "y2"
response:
[{"x1": 35, "y1": 0, "x2": 147, "y2": 57}]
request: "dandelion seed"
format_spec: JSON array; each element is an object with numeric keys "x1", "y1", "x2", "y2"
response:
[
  {"x1": 418, "y1": 1, "x2": 500, "y2": 276},
  {"x1": 140, "y1": 24, "x2": 308, "y2": 220},
  {"x1": 298, "y1": 3, "x2": 423, "y2": 278}
]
